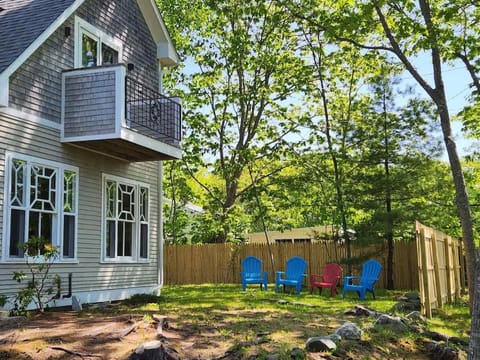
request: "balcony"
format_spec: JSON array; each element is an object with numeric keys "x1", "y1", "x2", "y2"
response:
[{"x1": 61, "y1": 64, "x2": 182, "y2": 162}]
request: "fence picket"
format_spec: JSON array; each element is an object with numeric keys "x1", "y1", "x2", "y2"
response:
[{"x1": 163, "y1": 221, "x2": 465, "y2": 320}]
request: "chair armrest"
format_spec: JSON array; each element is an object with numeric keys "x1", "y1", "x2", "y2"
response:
[
  {"x1": 310, "y1": 274, "x2": 324, "y2": 282},
  {"x1": 276, "y1": 271, "x2": 285, "y2": 281}
]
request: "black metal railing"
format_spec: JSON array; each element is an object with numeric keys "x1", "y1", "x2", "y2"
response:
[{"x1": 125, "y1": 76, "x2": 182, "y2": 144}]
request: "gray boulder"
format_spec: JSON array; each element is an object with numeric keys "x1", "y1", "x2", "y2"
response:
[
  {"x1": 305, "y1": 337, "x2": 337, "y2": 352},
  {"x1": 335, "y1": 321, "x2": 362, "y2": 340},
  {"x1": 373, "y1": 314, "x2": 410, "y2": 333},
  {"x1": 290, "y1": 347, "x2": 306, "y2": 359}
]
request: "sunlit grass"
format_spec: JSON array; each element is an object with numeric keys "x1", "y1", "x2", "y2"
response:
[{"x1": 112, "y1": 283, "x2": 470, "y2": 358}]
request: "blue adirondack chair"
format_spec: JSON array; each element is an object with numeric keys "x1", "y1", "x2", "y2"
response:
[
  {"x1": 241, "y1": 256, "x2": 268, "y2": 291},
  {"x1": 275, "y1": 256, "x2": 307, "y2": 295},
  {"x1": 342, "y1": 259, "x2": 382, "y2": 300}
]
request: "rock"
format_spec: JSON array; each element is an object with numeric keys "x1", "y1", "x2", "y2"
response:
[
  {"x1": 290, "y1": 347, "x2": 306, "y2": 359},
  {"x1": 393, "y1": 292, "x2": 421, "y2": 312},
  {"x1": 405, "y1": 311, "x2": 426, "y2": 323},
  {"x1": 291, "y1": 302, "x2": 314, "y2": 307},
  {"x1": 424, "y1": 330, "x2": 448, "y2": 342},
  {"x1": 373, "y1": 314, "x2": 409, "y2": 333},
  {"x1": 265, "y1": 354, "x2": 281, "y2": 360},
  {"x1": 335, "y1": 321, "x2": 362, "y2": 340},
  {"x1": 449, "y1": 336, "x2": 469, "y2": 347},
  {"x1": 305, "y1": 337, "x2": 337, "y2": 352},
  {"x1": 72, "y1": 296, "x2": 82, "y2": 311},
  {"x1": 426, "y1": 341, "x2": 458, "y2": 360},
  {"x1": 324, "y1": 333, "x2": 342, "y2": 344},
  {"x1": 404, "y1": 292, "x2": 420, "y2": 300},
  {"x1": 344, "y1": 305, "x2": 379, "y2": 317}
]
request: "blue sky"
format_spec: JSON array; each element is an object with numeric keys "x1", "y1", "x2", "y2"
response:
[{"x1": 401, "y1": 57, "x2": 477, "y2": 161}]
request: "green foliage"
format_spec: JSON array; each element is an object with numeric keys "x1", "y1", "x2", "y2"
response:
[
  {"x1": 124, "y1": 293, "x2": 162, "y2": 306},
  {"x1": 11, "y1": 237, "x2": 60, "y2": 315},
  {"x1": 0, "y1": 295, "x2": 7, "y2": 308},
  {"x1": 157, "y1": 0, "x2": 468, "y2": 258},
  {"x1": 158, "y1": 0, "x2": 309, "y2": 242}
]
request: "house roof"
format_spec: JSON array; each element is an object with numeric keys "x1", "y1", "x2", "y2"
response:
[
  {"x1": 0, "y1": 0, "x2": 77, "y2": 74},
  {"x1": 0, "y1": 0, "x2": 179, "y2": 106}
]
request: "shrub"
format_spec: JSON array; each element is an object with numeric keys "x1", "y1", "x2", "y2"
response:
[{"x1": 11, "y1": 236, "x2": 60, "y2": 315}]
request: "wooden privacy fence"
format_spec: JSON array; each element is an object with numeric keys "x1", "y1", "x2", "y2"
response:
[
  {"x1": 416, "y1": 221, "x2": 465, "y2": 318},
  {"x1": 164, "y1": 240, "x2": 420, "y2": 290}
]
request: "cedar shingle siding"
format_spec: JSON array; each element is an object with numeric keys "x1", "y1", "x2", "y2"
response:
[
  {"x1": 9, "y1": 0, "x2": 158, "y2": 122},
  {"x1": 63, "y1": 70, "x2": 117, "y2": 137}
]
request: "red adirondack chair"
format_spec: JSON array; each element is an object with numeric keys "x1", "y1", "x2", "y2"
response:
[{"x1": 309, "y1": 263, "x2": 343, "y2": 296}]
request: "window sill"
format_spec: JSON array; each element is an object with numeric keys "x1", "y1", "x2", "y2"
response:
[
  {"x1": 100, "y1": 259, "x2": 150, "y2": 264},
  {"x1": 0, "y1": 258, "x2": 79, "y2": 264}
]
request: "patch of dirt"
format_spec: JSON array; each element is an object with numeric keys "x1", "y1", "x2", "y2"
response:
[
  {"x1": 0, "y1": 306, "x2": 467, "y2": 360},
  {"x1": 0, "y1": 310, "x2": 235, "y2": 360},
  {"x1": 0, "y1": 311, "x2": 153, "y2": 359}
]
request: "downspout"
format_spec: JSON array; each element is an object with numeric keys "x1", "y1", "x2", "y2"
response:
[
  {"x1": 157, "y1": 161, "x2": 164, "y2": 291},
  {"x1": 157, "y1": 62, "x2": 164, "y2": 291}
]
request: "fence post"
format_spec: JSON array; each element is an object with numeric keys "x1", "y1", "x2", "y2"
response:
[
  {"x1": 458, "y1": 238, "x2": 466, "y2": 292},
  {"x1": 418, "y1": 227, "x2": 432, "y2": 318},
  {"x1": 431, "y1": 231, "x2": 443, "y2": 308},
  {"x1": 443, "y1": 236, "x2": 453, "y2": 303},
  {"x1": 452, "y1": 238, "x2": 461, "y2": 300}
]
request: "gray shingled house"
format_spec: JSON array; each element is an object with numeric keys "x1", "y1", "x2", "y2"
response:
[{"x1": 0, "y1": 0, "x2": 181, "y2": 308}]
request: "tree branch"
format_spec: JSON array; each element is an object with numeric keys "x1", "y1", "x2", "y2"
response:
[{"x1": 374, "y1": 5, "x2": 435, "y2": 98}]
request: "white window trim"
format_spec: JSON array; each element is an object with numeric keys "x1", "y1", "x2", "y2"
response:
[
  {"x1": 2, "y1": 152, "x2": 79, "y2": 263},
  {"x1": 101, "y1": 173, "x2": 150, "y2": 263},
  {"x1": 74, "y1": 16, "x2": 123, "y2": 68}
]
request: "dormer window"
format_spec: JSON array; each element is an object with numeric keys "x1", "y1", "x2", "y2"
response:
[{"x1": 74, "y1": 16, "x2": 122, "y2": 68}]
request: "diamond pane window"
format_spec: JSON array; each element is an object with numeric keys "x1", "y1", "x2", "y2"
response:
[
  {"x1": 10, "y1": 159, "x2": 26, "y2": 207},
  {"x1": 103, "y1": 175, "x2": 149, "y2": 261},
  {"x1": 30, "y1": 165, "x2": 56, "y2": 211},
  {"x1": 4, "y1": 154, "x2": 78, "y2": 260},
  {"x1": 118, "y1": 184, "x2": 135, "y2": 221},
  {"x1": 63, "y1": 170, "x2": 76, "y2": 213}
]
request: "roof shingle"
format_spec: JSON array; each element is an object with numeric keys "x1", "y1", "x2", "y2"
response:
[{"x1": 0, "y1": 0, "x2": 76, "y2": 74}]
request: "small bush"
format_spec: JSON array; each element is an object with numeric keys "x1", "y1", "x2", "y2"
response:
[
  {"x1": 11, "y1": 236, "x2": 60, "y2": 315},
  {"x1": 125, "y1": 293, "x2": 162, "y2": 306}
]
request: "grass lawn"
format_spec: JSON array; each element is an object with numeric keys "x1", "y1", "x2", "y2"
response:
[
  {"x1": 124, "y1": 284, "x2": 470, "y2": 359},
  {"x1": 0, "y1": 284, "x2": 470, "y2": 359}
]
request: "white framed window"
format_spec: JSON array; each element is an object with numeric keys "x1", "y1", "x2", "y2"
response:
[
  {"x1": 2, "y1": 152, "x2": 78, "y2": 262},
  {"x1": 74, "y1": 16, "x2": 123, "y2": 68},
  {"x1": 102, "y1": 174, "x2": 149, "y2": 262}
]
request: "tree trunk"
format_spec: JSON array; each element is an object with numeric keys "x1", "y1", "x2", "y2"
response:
[
  {"x1": 435, "y1": 97, "x2": 478, "y2": 360},
  {"x1": 382, "y1": 80, "x2": 394, "y2": 290},
  {"x1": 469, "y1": 249, "x2": 480, "y2": 358}
]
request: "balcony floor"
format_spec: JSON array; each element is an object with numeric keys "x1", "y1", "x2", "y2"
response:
[{"x1": 67, "y1": 138, "x2": 181, "y2": 162}]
